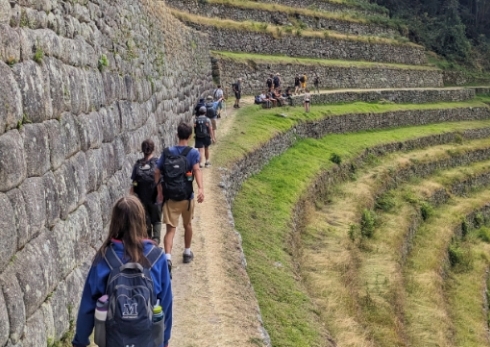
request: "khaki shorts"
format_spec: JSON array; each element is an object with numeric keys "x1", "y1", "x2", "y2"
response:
[
  {"x1": 163, "y1": 199, "x2": 195, "y2": 228},
  {"x1": 211, "y1": 118, "x2": 217, "y2": 130}
]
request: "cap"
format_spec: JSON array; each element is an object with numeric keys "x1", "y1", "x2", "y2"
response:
[
  {"x1": 206, "y1": 95, "x2": 213, "y2": 101},
  {"x1": 199, "y1": 106, "x2": 207, "y2": 114}
]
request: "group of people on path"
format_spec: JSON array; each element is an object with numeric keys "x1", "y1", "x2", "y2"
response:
[{"x1": 72, "y1": 89, "x2": 227, "y2": 347}]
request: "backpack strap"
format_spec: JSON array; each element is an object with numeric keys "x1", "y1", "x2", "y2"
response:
[
  {"x1": 103, "y1": 244, "x2": 124, "y2": 271},
  {"x1": 145, "y1": 245, "x2": 164, "y2": 268},
  {"x1": 163, "y1": 147, "x2": 171, "y2": 158},
  {"x1": 181, "y1": 146, "x2": 192, "y2": 157}
]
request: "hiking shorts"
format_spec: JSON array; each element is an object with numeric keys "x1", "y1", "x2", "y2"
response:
[
  {"x1": 164, "y1": 199, "x2": 195, "y2": 228},
  {"x1": 195, "y1": 136, "x2": 211, "y2": 148}
]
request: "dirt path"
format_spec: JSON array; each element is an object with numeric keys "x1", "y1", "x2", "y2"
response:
[{"x1": 167, "y1": 97, "x2": 266, "y2": 347}]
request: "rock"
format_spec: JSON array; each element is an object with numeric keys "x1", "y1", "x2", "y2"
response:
[
  {"x1": 59, "y1": 112, "x2": 81, "y2": 158},
  {"x1": 0, "y1": 278, "x2": 10, "y2": 346},
  {"x1": 0, "y1": 267, "x2": 26, "y2": 344},
  {"x1": 48, "y1": 281, "x2": 70, "y2": 340},
  {"x1": 44, "y1": 119, "x2": 64, "y2": 170},
  {"x1": 97, "y1": 184, "x2": 112, "y2": 228},
  {"x1": 0, "y1": 130, "x2": 26, "y2": 192},
  {"x1": 0, "y1": 193, "x2": 16, "y2": 269},
  {"x1": 0, "y1": 61, "x2": 22, "y2": 136},
  {"x1": 84, "y1": 192, "x2": 103, "y2": 244},
  {"x1": 22, "y1": 123, "x2": 50, "y2": 177},
  {"x1": 21, "y1": 309, "x2": 47, "y2": 347},
  {"x1": 45, "y1": 57, "x2": 71, "y2": 116},
  {"x1": 75, "y1": 111, "x2": 103, "y2": 151},
  {"x1": 6, "y1": 189, "x2": 29, "y2": 250},
  {"x1": 85, "y1": 148, "x2": 103, "y2": 193},
  {"x1": 19, "y1": 177, "x2": 46, "y2": 239},
  {"x1": 43, "y1": 171, "x2": 60, "y2": 227},
  {"x1": 0, "y1": 24, "x2": 20, "y2": 65},
  {"x1": 0, "y1": 0, "x2": 9, "y2": 24}
]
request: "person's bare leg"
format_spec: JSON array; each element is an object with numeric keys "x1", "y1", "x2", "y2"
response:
[
  {"x1": 204, "y1": 146, "x2": 210, "y2": 161},
  {"x1": 198, "y1": 147, "x2": 204, "y2": 166},
  {"x1": 183, "y1": 222, "x2": 193, "y2": 249},
  {"x1": 164, "y1": 224, "x2": 176, "y2": 254}
]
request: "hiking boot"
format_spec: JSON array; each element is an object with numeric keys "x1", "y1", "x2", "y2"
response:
[
  {"x1": 167, "y1": 259, "x2": 172, "y2": 279},
  {"x1": 199, "y1": 163, "x2": 203, "y2": 168},
  {"x1": 183, "y1": 251, "x2": 194, "y2": 264},
  {"x1": 205, "y1": 161, "x2": 211, "y2": 168}
]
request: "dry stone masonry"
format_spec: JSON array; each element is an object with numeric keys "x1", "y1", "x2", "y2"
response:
[{"x1": 0, "y1": 1, "x2": 213, "y2": 346}]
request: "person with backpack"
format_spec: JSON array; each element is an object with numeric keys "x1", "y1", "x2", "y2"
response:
[
  {"x1": 313, "y1": 74, "x2": 320, "y2": 94},
  {"x1": 299, "y1": 73, "x2": 307, "y2": 93},
  {"x1": 273, "y1": 73, "x2": 281, "y2": 91},
  {"x1": 130, "y1": 139, "x2": 162, "y2": 245},
  {"x1": 213, "y1": 85, "x2": 224, "y2": 118},
  {"x1": 266, "y1": 74, "x2": 273, "y2": 92},
  {"x1": 294, "y1": 74, "x2": 301, "y2": 95},
  {"x1": 205, "y1": 95, "x2": 222, "y2": 136},
  {"x1": 232, "y1": 78, "x2": 242, "y2": 108},
  {"x1": 195, "y1": 106, "x2": 215, "y2": 168},
  {"x1": 72, "y1": 196, "x2": 172, "y2": 347},
  {"x1": 154, "y1": 122, "x2": 204, "y2": 275},
  {"x1": 194, "y1": 98, "x2": 206, "y2": 117}
]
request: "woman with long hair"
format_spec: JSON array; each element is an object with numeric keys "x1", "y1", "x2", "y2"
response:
[{"x1": 72, "y1": 195, "x2": 172, "y2": 347}]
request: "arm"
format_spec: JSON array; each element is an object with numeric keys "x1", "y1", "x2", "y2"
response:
[
  {"x1": 157, "y1": 258, "x2": 173, "y2": 347},
  {"x1": 192, "y1": 162, "x2": 204, "y2": 203}
]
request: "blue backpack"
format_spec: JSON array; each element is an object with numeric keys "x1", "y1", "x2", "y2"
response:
[{"x1": 103, "y1": 244, "x2": 164, "y2": 347}]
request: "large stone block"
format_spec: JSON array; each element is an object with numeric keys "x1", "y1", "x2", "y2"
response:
[
  {"x1": 6, "y1": 189, "x2": 29, "y2": 250},
  {"x1": 87, "y1": 69, "x2": 106, "y2": 111},
  {"x1": 0, "y1": 24, "x2": 20, "y2": 64},
  {"x1": 67, "y1": 66, "x2": 90, "y2": 115},
  {"x1": 102, "y1": 142, "x2": 116, "y2": 180},
  {"x1": 47, "y1": 281, "x2": 69, "y2": 341},
  {"x1": 85, "y1": 148, "x2": 103, "y2": 193},
  {"x1": 84, "y1": 192, "x2": 103, "y2": 244},
  {"x1": 45, "y1": 57, "x2": 71, "y2": 116},
  {"x1": 59, "y1": 112, "x2": 81, "y2": 158},
  {"x1": 43, "y1": 171, "x2": 60, "y2": 227},
  {"x1": 54, "y1": 164, "x2": 76, "y2": 219},
  {"x1": 40, "y1": 302, "x2": 55, "y2": 344},
  {"x1": 0, "y1": 0, "x2": 9, "y2": 24},
  {"x1": 0, "y1": 130, "x2": 26, "y2": 192},
  {"x1": 0, "y1": 193, "x2": 16, "y2": 270},
  {"x1": 99, "y1": 107, "x2": 115, "y2": 143},
  {"x1": 22, "y1": 123, "x2": 50, "y2": 177},
  {"x1": 0, "y1": 283, "x2": 9, "y2": 346},
  {"x1": 0, "y1": 267, "x2": 26, "y2": 344},
  {"x1": 0, "y1": 61, "x2": 22, "y2": 136},
  {"x1": 19, "y1": 177, "x2": 46, "y2": 238},
  {"x1": 13, "y1": 60, "x2": 52, "y2": 123},
  {"x1": 21, "y1": 309, "x2": 47, "y2": 347},
  {"x1": 75, "y1": 111, "x2": 103, "y2": 151},
  {"x1": 50, "y1": 220, "x2": 76, "y2": 280},
  {"x1": 14, "y1": 230, "x2": 58, "y2": 317},
  {"x1": 44, "y1": 119, "x2": 64, "y2": 170},
  {"x1": 98, "y1": 184, "x2": 112, "y2": 228}
]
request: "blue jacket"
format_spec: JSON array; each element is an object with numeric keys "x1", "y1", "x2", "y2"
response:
[{"x1": 72, "y1": 240, "x2": 172, "y2": 347}]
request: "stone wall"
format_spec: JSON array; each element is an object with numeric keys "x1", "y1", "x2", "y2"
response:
[
  {"x1": 220, "y1": 107, "x2": 490, "y2": 203},
  {"x1": 0, "y1": 1, "x2": 213, "y2": 346},
  {"x1": 166, "y1": 1, "x2": 396, "y2": 37},
  {"x1": 212, "y1": 55, "x2": 443, "y2": 96},
  {"x1": 289, "y1": 88, "x2": 476, "y2": 105},
  {"x1": 182, "y1": 22, "x2": 427, "y2": 65}
]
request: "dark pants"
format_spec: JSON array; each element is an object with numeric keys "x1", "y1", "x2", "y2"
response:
[{"x1": 143, "y1": 201, "x2": 162, "y2": 244}]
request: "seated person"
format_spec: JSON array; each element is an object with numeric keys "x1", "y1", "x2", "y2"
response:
[
  {"x1": 273, "y1": 89, "x2": 287, "y2": 106},
  {"x1": 258, "y1": 91, "x2": 267, "y2": 102},
  {"x1": 267, "y1": 91, "x2": 278, "y2": 107},
  {"x1": 284, "y1": 87, "x2": 293, "y2": 98}
]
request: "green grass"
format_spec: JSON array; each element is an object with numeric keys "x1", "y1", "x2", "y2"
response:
[
  {"x1": 230, "y1": 119, "x2": 490, "y2": 347},
  {"x1": 216, "y1": 99, "x2": 489, "y2": 167},
  {"x1": 212, "y1": 51, "x2": 440, "y2": 70},
  {"x1": 171, "y1": 9, "x2": 419, "y2": 47}
]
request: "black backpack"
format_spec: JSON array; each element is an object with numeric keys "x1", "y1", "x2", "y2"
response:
[
  {"x1": 161, "y1": 147, "x2": 193, "y2": 202},
  {"x1": 266, "y1": 78, "x2": 273, "y2": 87},
  {"x1": 205, "y1": 102, "x2": 216, "y2": 119},
  {"x1": 273, "y1": 76, "x2": 279, "y2": 85},
  {"x1": 132, "y1": 158, "x2": 158, "y2": 204},
  {"x1": 254, "y1": 95, "x2": 262, "y2": 104},
  {"x1": 195, "y1": 116, "x2": 209, "y2": 138}
]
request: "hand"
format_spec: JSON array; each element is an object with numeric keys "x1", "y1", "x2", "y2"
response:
[
  {"x1": 157, "y1": 192, "x2": 163, "y2": 204},
  {"x1": 212, "y1": 137, "x2": 216, "y2": 144},
  {"x1": 197, "y1": 188, "x2": 204, "y2": 203}
]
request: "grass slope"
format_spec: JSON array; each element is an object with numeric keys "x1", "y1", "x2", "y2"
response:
[{"x1": 227, "y1": 119, "x2": 490, "y2": 347}]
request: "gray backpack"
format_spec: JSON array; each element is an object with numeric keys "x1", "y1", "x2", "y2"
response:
[{"x1": 103, "y1": 244, "x2": 164, "y2": 347}]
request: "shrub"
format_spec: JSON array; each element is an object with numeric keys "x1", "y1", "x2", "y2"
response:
[
  {"x1": 477, "y1": 227, "x2": 490, "y2": 243},
  {"x1": 375, "y1": 191, "x2": 396, "y2": 212},
  {"x1": 98, "y1": 54, "x2": 109, "y2": 71},
  {"x1": 420, "y1": 202, "x2": 433, "y2": 221},
  {"x1": 330, "y1": 153, "x2": 342, "y2": 165},
  {"x1": 360, "y1": 209, "x2": 377, "y2": 238},
  {"x1": 33, "y1": 47, "x2": 44, "y2": 64},
  {"x1": 448, "y1": 242, "x2": 473, "y2": 272}
]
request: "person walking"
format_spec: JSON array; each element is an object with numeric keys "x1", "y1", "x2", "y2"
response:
[
  {"x1": 205, "y1": 95, "x2": 223, "y2": 138},
  {"x1": 294, "y1": 74, "x2": 301, "y2": 95},
  {"x1": 273, "y1": 73, "x2": 281, "y2": 91},
  {"x1": 155, "y1": 123, "x2": 204, "y2": 276},
  {"x1": 233, "y1": 78, "x2": 242, "y2": 108},
  {"x1": 313, "y1": 74, "x2": 320, "y2": 94},
  {"x1": 72, "y1": 196, "x2": 172, "y2": 347},
  {"x1": 299, "y1": 73, "x2": 307, "y2": 93},
  {"x1": 213, "y1": 85, "x2": 224, "y2": 118},
  {"x1": 194, "y1": 98, "x2": 206, "y2": 117},
  {"x1": 304, "y1": 89, "x2": 311, "y2": 113},
  {"x1": 195, "y1": 106, "x2": 216, "y2": 168},
  {"x1": 266, "y1": 74, "x2": 273, "y2": 93},
  {"x1": 129, "y1": 139, "x2": 162, "y2": 245}
]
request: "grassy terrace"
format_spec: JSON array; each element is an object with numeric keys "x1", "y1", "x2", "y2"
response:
[
  {"x1": 171, "y1": 9, "x2": 418, "y2": 47},
  {"x1": 222, "y1": 117, "x2": 490, "y2": 347},
  {"x1": 216, "y1": 99, "x2": 488, "y2": 168},
  {"x1": 300, "y1": 143, "x2": 490, "y2": 346},
  {"x1": 212, "y1": 51, "x2": 439, "y2": 70}
]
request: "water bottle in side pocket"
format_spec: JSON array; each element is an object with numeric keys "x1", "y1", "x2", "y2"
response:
[
  {"x1": 152, "y1": 300, "x2": 165, "y2": 347},
  {"x1": 94, "y1": 295, "x2": 109, "y2": 347}
]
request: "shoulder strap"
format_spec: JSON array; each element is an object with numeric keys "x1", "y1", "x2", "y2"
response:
[
  {"x1": 104, "y1": 244, "x2": 124, "y2": 271},
  {"x1": 163, "y1": 147, "x2": 171, "y2": 157},
  {"x1": 145, "y1": 245, "x2": 164, "y2": 268},
  {"x1": 181, "y1": 146, "x2": 192, "y2": 157}
]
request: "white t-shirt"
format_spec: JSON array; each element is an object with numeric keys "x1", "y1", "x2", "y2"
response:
[
  {"x1": 259, "y1": 93, "x2": 266, "y2": 101},
  {"x1": 304, "y1": 93, "x2": 311, "y2": 102},
  {"x1": 214, "y1": 88, "x2": 224, "y2": 100}
]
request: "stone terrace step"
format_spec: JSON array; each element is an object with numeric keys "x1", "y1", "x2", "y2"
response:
[
  {"x1": 172, "y1": 11, "x2": 426, "y2": 65},
  {"x1": 167, "y1": 0, "x2": 389, "y2": 17},
  {"x1": 289, "y1": 87, "x2": 480, "y2": 105},
  {"x1": 166, "y1": 0, "x2": 397, "y2": 38},
  {"x1": 212, "y1": 51, "x2": 442, "y2": 96}
]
